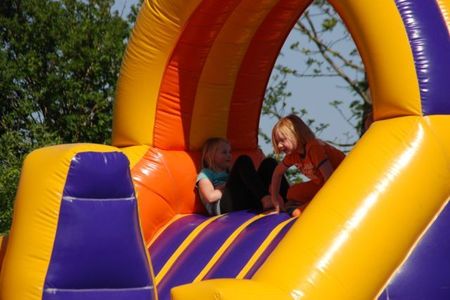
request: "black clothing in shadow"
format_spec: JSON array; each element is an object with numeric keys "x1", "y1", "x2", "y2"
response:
[{"x1": 220, "y1": 155, "x2": 288, "y2": 213}]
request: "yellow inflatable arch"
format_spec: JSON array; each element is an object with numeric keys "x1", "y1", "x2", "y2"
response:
[{"x1": 1, "y1": 0, "x2": 449, "y2": 299}]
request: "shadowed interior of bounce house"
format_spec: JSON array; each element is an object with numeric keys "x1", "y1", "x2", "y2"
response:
[{"x1": 0, "y1": 0, "x2": 449, "y2": 300}]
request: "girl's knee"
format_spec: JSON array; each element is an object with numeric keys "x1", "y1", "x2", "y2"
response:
[
  {"x1": 233, "y1": 155, "x2": 253, "y2": 168},
  {"x1": 287, "y1": 182, "x2": 320, "y2": 203},
  {"x1": 259, "y1": 157, "x2": 278, "y2": 171}
]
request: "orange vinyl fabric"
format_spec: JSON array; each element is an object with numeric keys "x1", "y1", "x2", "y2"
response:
[
  {"x1": 130, "y1": 148, "x2": 202, "y2": 243},
  {"x1": 228, "y1": 0, "x2": 308, "y2": 149},
  {"x1": 0, "y1": 236, "x2": 8, "y2": 271},
  {"x1": 154, "y1": 1, "x2": 242, "y2": 150},
  {"x1": 131, "y1": 147, "x2": 265, "y2": 242},
  {"x1": 188, "y1": 0, "x2": 281, "y2": 150}
]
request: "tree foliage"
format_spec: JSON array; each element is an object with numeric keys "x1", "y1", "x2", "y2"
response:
[{"x1": 0, "y1": 0, "x2": 134, "y2": 233}]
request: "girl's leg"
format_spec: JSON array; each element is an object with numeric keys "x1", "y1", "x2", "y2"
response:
[
  {"x1": 222, "y1": 155, "x2": 267, "y2": 211},
  {"x1": 284, "y1": 181, "x2": 321, "y2": 216},
  {"x1": 287, "y1": 181, "x2": 321, "y2": 203},
  {"x1": 219, "y1": 192, "x2": 234, "y2": 214}
]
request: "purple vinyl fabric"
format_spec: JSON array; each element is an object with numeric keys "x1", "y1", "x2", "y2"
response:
[
  {"x1": 43, "y1": 152, "x2": 153, "y2": 299},
  {"x1": 203, "y1": 213, "x2": 291, "y2": 279},
  {"x1": 154, "y1": 211, "x2": 296, "y2": 300},
  {"x1": 244, "y1": 218, "x2": 296, "y2": 279},
  {"x1": 378, "y1": 202, "x2": 450, "y2": 300},
  {"x1": 62, "y1": 151, "x2": 135, "y2": 199},
  {"x1": 395, "y1": 0, "x2": 450, "y2": 115},
  {"x1": 150, "y1": 214, "x2": 209, "y2": 275},
  {"x1": 156, "y1": 211, "x2": 257, "y2": 300}
]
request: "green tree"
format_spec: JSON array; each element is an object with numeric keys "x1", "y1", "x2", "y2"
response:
[
  {"x1": 262, "y1": 0, "x2": 370, "y2": 182},
  {"x1": 0, "y1": 0, "x2": 135, "y2": 233}
]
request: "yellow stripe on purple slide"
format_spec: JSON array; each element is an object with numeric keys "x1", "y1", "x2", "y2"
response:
[
  {"x1": 236, "y1": 217, "x2": 295, "y2": 279},
  {"x1": 154, "y1": 215, "x2": 221, "y2": 285},
  {"x1": 192, "y1": 213, "x2": 267, "y2": 282},
  {"x1": 146, "y1": 214, "x2": 187, "y2": 248}
]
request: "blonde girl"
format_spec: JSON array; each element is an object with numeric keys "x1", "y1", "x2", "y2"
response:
[
  {"x1": 197, "y1": 137, "x2": 287, "y2": 216},
  {"x1": 197, "y1": 138, "x2": 231, "y2": 215},
  {"x1": 270, "y1": 114, "x2": 345, "y2": 216}
]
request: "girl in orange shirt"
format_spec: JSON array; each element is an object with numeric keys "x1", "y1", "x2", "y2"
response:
[{"x1": 270, "y1": 114, "x2": 345, "y2": 216}]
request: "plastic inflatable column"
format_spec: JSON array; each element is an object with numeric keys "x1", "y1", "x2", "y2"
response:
[{"x1": 0, "y1": 145, "x2": 156, "y2": 300}]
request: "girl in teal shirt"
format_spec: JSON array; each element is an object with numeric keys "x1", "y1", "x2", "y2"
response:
[{"x1": 196, "y1": 137, "x2": 288, "y2": 216}]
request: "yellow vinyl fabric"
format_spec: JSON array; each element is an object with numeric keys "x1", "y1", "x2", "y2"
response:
[
  {"x1": 171, "y1": 279, "x2": 291, "y2": 300},
  {"x1": 112, "y1": 0, "x2": 203, "y2": 147},
  {"x1": 436, "y1": 0, "x2": 450, "y2": 28},
  {"x1": 120, "y1": 145, "x2": 151, "y2": 168},
  {"x1": 331, "y1": 0, "x2": 421, "y2": 120},
  {"x1": 253, "y1": 117, "x2": 450, "y2": 299}
]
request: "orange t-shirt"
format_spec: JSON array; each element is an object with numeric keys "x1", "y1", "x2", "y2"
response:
[{"x1": 282, "y1": 139, "x2": 345, "y2": 185}]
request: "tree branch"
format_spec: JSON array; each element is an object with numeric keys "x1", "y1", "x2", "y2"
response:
[{"x1": 295, "y1": 11, "x2": 369, "y2": 104}]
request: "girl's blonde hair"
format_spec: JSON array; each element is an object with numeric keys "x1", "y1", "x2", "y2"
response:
[
  {"x1": 201, "y1": 137, "x2": 229, "y2": 170},
  {"x1": 271, "y1": 114, "x2": 316, "y2": 154}
]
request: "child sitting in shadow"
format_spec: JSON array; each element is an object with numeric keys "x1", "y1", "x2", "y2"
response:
[{"x1": 196, "y1": 137, "x2": 288, "y2": 216}]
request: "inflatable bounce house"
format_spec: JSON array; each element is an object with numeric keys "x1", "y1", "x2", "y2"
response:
[{"x1": 0, "y1": 0, "x2": 449, "y2": 299}]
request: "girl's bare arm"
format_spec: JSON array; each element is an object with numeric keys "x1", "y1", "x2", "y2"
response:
[
  {"x1": 270, "y1": 163, "x2": 288, "y2": 212},
  {"x1": 198, "y1": 178, "x2": 223, "y2": 203}
]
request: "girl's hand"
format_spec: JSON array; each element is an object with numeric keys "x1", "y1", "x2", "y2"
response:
[
  {"x1": 269, "y1": 194, "x2": 285, "y2": 213},
  {"x1": 198, "y1": 179, "x2": 223, "y2": 203},
  {"x1": 276, "y1": 195, "x2": 286, "y2": 212},
  {"x1": 261, "y1": 195, "x2": 273, "y2": 210},
  {"x1": 273, "y1": 203, "x2": 280, "y2": 213},
  {"x1": 270, "y1": 194, "x2": 279, "y2": 213}
]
